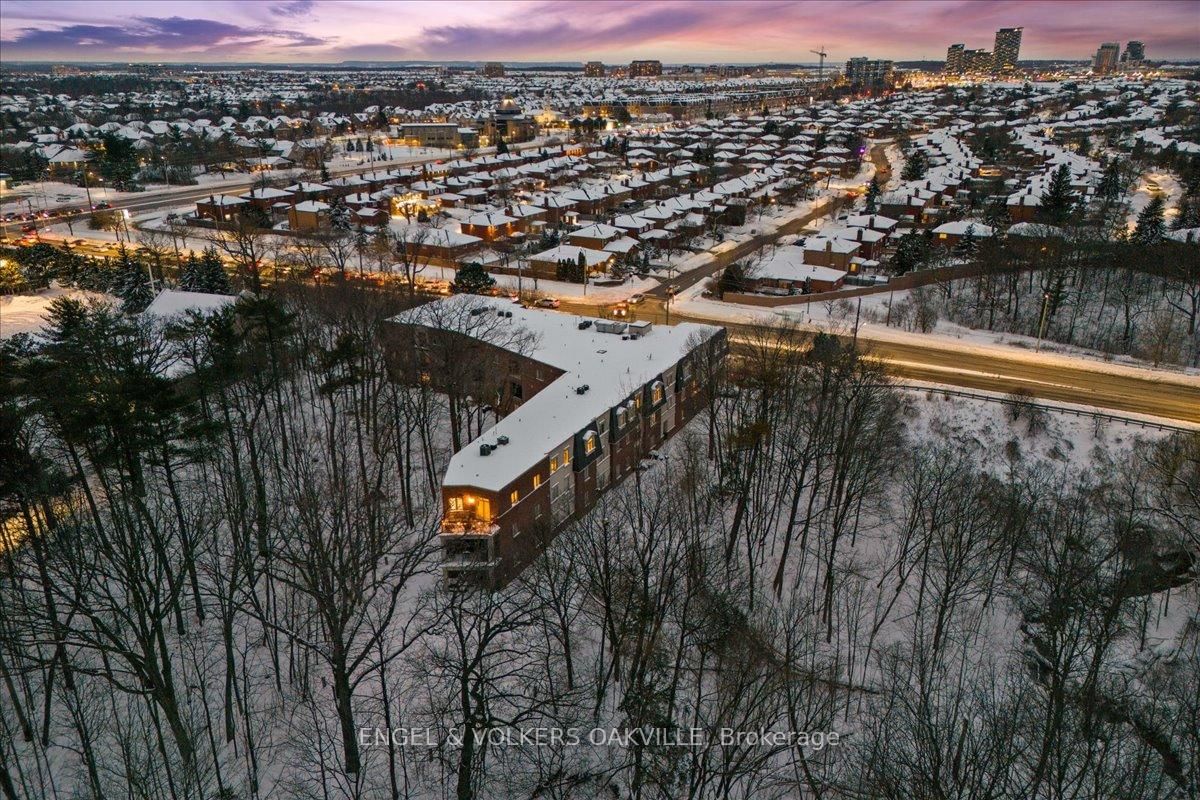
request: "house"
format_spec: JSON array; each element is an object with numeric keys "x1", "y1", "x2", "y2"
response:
[
  {"x1": 527, "y1": 244, "x2": 615, "y2": 279},
  {"x1": 748, "y1": 246, "x2": 847, "y2": 294},
  {"x1": 239, "y1": 186, "x2": 294, "y2": 213},
  {"x1": 385, "y1": 296, "x2": 726, "y2": 587},
  {"x1": 803, "y1": 236, "x2": 861, "y2": 269},
  {"x1": 461, "y1": 210, "x2": 520, "y2": 241},
  {"x1": 821, "y1": 225, "x2": 887, "y2": 260},
  {"x1": 931, "y1": 220, "x2": 995, "y2": 247},
  {"x1": 845, "y1": 214, "x2": 898, "y2": 233},
  {"x1": 288, "y1": 200, "x2": 331, "y2": 232},
  {"x1": 195, "y1": 194, "x2": 248, "y2": 223},
  {"x1": 566, "y1": 223, "x2": 623, "y2": 250},
  {"x1": 390, "y1": 224, "x2": 484, "y2": 262}
]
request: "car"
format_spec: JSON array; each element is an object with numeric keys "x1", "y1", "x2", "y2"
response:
[
  {"x1": 94, "y1": 202, "x2": 111, "y2": 210},
  {"x1": 536, "y1": 297, "x2": 560, "y2": 309},
  {"x1": 666, "y1": 284, "x2": 678, "y2": 296},
  {"x1": 610, "y1": 302, "x2": 629, "y2": 318},
  {"x1": 628, "y1": 292, "x2": 645, "y2": 304}
]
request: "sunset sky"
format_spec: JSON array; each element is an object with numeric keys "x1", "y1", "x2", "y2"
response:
[{"x1": 1, "y1": 0, "x2": 1197, "y2": 64}]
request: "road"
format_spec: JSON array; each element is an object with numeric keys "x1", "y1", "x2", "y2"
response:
[{"x1": 548, "y1": 300, "x2": 1200, "y2": 425}]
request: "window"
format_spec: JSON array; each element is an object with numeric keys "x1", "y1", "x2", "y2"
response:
[
  {"x1": 562, "y1": 447, "x2": 570, "y2": 465},
  {"x1": 550, "y1": 456, "x2": 559, "y2": 472},
  {"x1": 651, "y1": 381, "x2": 664, "y2": 404},
  {"x1": 448, "y1": 496, "x2": 465, "y2": 512},
  {"x1": 635, "y1": 393, "x2": 643, "y2": 410},
  {"x1": 584, "y1": 431, "x2": 598, "y2": 455},
  {"x1": 511, "y1": 381, "x2": 523, "y2": 400},
  {"x1": 533, "y1": 473, "x2": 542, "y2": 489},
  {"x1": 510, "y1": 490, "x2": 519, "y2": 506}
]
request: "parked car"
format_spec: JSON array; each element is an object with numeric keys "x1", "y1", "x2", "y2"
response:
[
  {"x1": 628, "y1": 292, "x2": 645, "y2": 304},
  {"x1": 536, "y1": 297, "x2": 560, "y2": 309}
]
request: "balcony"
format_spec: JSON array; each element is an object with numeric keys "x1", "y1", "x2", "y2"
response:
[{"x1": 440, "y1": 511, "x2": 499, "y2": 536}]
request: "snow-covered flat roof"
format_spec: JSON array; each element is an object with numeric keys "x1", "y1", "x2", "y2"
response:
[
  {"x1": 143, "y1": 289, "x2": 236, "y2": 320},
  {"x1": 391, "y1": 296, "x2": 721, "y2": 492}
]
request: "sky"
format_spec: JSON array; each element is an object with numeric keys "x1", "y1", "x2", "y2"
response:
[{"x1": 1, "y1": 0, "x2": 1197, "y2": 64}]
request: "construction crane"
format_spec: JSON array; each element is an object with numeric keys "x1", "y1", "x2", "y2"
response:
[{"x1": 810, "y1": 46, "x2": 828, "y2": 85}]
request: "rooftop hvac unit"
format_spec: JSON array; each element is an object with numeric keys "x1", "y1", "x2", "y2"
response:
[
  {"x1": 497, "y1": 435, "x2": 510, "y2": 445},
  {"x1": 577, "y1": 320, "x2": 593, "y2": 330},
  {"x1": 595, "y1": 319, "x2": 627, "y2": 335},
  {"x1": 479, "y1": 443, "x2": 493, "y2": 456}
]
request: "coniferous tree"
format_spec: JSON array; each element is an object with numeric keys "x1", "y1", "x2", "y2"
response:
[
  {"x1": 954, "y1": 224, "x2": 979, "y2": 260},
  {"x1": 1039, "y1": 164, "x2": 1076, "y2": 226},
  {"x1": 865, "y1": 176, "x2": 882, "y2": 212},
  {"x1": 717, "y1": 261, "x2": 747, "y2": 296},
  {"x1": 199, "y1": 246, "x2": 233, "y2": 294},
  {"x1": 178, "y1": 250, "x2": 203, "y2": 290},
  {"x1": 452, "y1": 261, "x2": 495, "y2": 294},
  {"x1": 112, "y1": 245, "x2": 154, "y2": 312},
  {"x1": 0, "y1": 257, "x2": 28, "y2": 294},
  {"x1": 892, "y1": 232, "x2": 929, "y2": 273},
  {"x1": 1133, "y1": 194, "x2": 1167, "y2": 245},
  {"x1": 1172, "y1": 196, "x2": 1200, "y2": 230},
  {"x1": 1096, "y1": 159, "x2": 1125, "y2": 204},
  {"x1": 901, "y1": 150, "x2": 927, "y2": 181},
  {"x1": 495, "y1": 137, "x2": 509, "y2": 155}
]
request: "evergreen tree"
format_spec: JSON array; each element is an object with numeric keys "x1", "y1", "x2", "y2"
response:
[
  {"x1": 717, "y1": 262, "x2": 747, "y2": 296},
  {"x1": 892, "y1": 232, "x2": 929, "y2": 274},
  {"x1": 112, "y1": 245, "x2": 154, "y2": 312},
  {"x1": 1039, "y1": 164, "x2": 1076, "y2": 226},
  {"x1": 495, "y1": 137, "x2": 509, "y2": 155},
  {"x1": 1172, "y1": 196, "x2": 1200, "y2": 230},
  {"x1": 983, "y1": 196, "x2": 1010, "y2": 230},
  {"x1": 178, "y1": 250, "x2": 203, "y2": 291},
  {"x1": 198, "y1": 247, "x2": 233, "y2": 294},
  {"x1": 900, "y1": 150, "x2": 927, "y2": 181},
  {"x1": 0, "y1": 257, "x2": 28, "y2": 295},
  {"x1": 865, "y1": 176, "x2": 882, "y2": 212},
  {"x1": 953, "y1": 224, "x2": 979, "y2": 260},
  {"x1": 1133, "y1": 194, "x2": 1167, "y2": 245},
  {"x1": 330, "y1": 198, "x2": 352, "y2": 232},
  {"x1": 1096, "y1": 159, "x2": 1125, "y2": 204},
  {"x1": 452, "y1": 261, "x2": 495, "y2": 295},
  {"x1": 576, "y1": 251, "x2": 588, "y2": 285}
]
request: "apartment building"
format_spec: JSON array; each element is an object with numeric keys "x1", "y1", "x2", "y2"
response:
[
  {"x1": 629, "y1": 59, "x2": 664, "y2": 78},
  {"x1": 386, "y1": 297, "x2": 726, "y2": 587}
]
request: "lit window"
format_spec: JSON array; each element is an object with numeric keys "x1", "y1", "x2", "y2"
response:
[
  {"x1": 550, "y1": 456, "x2": 559, "y2": 472},
  {"x1": 562, "y1": 447, "x2": 570, "y2": 465},
  {"x1": 533, "y1": 474, "x2": 542, "y2": 489},
  {"x1": 510, "y1": 490, "x2": 519, "y2": 505},
  {"x1": 585, "y1": 432, "x2": 598, "y2": 455},
  {"x1": 635, "y1": 394, "x2": 643, "y2": 409},
  {"x1": 448, "y1": 496, "x2": 465, "y2": 512},
  {"x1": 652, "y1": 381, "x2": 664, "y2": 404}
]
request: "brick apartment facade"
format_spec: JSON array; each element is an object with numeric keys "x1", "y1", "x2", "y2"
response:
[{"x1": 387, "y1": 297, "x2": 726, "y2": 588}]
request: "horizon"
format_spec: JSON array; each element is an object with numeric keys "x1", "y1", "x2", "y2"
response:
[{"x1": 1, "y1": 0, "x2": 1197, "y2": 65}]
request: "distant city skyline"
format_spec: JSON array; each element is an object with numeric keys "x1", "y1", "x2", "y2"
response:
[{"x1": 1, "y1": 0, "x2": 1197, "y2": 64}]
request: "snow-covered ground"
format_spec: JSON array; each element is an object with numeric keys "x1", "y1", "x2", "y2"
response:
[
  {"x1": 0, "y1": 285, "x2": 111, "y2": 338},
  {"x1": 1126, "y1": 170, "x2": 1182, "y2": 231}
]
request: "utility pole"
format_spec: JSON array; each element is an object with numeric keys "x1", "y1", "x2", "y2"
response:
[{"x1": 1035, "y1": 291, "x2": 1051, "y2": 352}]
